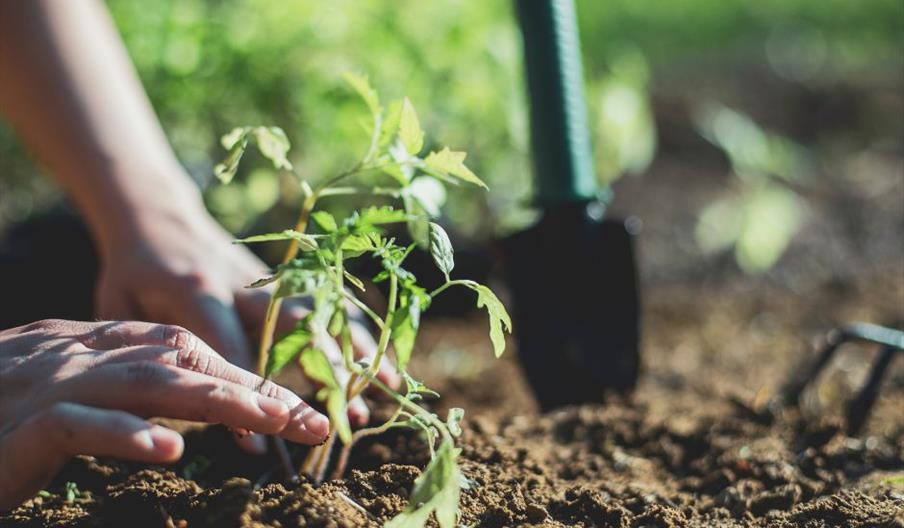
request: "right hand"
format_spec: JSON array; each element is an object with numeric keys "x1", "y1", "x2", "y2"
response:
[{"x1": 0, "y1": 319, "x2": 330, "y2": 511}]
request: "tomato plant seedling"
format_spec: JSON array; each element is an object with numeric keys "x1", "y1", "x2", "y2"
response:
[{"x1": 214, "y1": 73, "x2": 512, "y2": 527}]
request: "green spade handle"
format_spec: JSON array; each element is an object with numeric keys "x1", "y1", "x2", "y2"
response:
[{"x1": 515, "y1": 0, "x2": 598, "y2": 206}]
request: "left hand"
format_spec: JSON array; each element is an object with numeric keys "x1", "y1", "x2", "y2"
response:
[{"x1": 93, "y1": 195, "x2": 400, "y2": 452}]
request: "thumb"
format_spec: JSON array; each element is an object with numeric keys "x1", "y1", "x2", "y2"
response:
[{"x1": 0, "y1": 403, "x2": 182, "y2": 511}]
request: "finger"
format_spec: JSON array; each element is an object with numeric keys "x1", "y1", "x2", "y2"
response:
[
  {"x1": 79, "y1": 320, "x2": 213, "y2": 352},
  {"x1": 92, "y1": 341, "x2": 303, "y2": 411},
  {"x1": 89, "y1": 335, "x2": 302, "y2": 456},
  {"x1": 317, "y1": 336, "x2": 369, "y2": 427},
  {"x1": 349, "y1": 321, "x2": 401, "y2": 390},
  {"x1": 57, "y1": 361, "x2": 329, "y2": 445},
  {"x1": 0, "y1": 402, "x2": 182, "y2": 511}
]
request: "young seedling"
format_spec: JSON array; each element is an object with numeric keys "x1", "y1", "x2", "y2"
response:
[{"x1": 215, "y1": 73, "x2": 512, "y2": 527}]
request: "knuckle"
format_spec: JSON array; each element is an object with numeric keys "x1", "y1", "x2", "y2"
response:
[
  {"x1": 257, "y1": 379, "x2": 282, "y2": 400},
  {"x1": 175, "y1": 344, "x2": 214, "y2": 377},
  {"x1": 163, "y1": 325, "x2": 196, "y2": 350}
]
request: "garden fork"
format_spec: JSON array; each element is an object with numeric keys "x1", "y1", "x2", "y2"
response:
[{"x1": 774, "y1": 323, "x2": 903, "y2": 435}]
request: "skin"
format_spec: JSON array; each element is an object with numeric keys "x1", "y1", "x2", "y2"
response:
[
  {"x1": 0, "y1": 0, "x2": 401, "y2": 497},
  {"x1": 0, "y1": 320, "x2": 330, "y2": 510}
]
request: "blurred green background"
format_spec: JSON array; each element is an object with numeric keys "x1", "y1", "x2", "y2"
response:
[{"x1": 1, "y1": 0, "x2": 901, "y2": 279}]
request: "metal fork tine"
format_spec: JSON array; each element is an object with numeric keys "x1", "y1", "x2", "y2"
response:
[
  {"x1": 779, "y1": 329, "x2": 847, "y2": 407},
  {"x1": 846, "y1": 345, "x2": 900, "y2": 436},
  {"x1": 771, "y1": 323, "x2": 902, "y2": 436}
]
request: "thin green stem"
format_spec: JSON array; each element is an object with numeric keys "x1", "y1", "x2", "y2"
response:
[
  {"x1": 330, "y1": 406, "x2": 404, "y2": 480},
  {"x1": 256, "y1": 193, "x2": 319, "y2": 377},
  {"x1": 350, "y1": 273, "x2": 397, "y2": 397},
  {"x1": 429, "y1": 279, "x2": 475, "y2": 299},
  {"x1": 317, "y1": 186, "x2": 401, "y2": 198},
  {"x1": 355, "y1": 367, "x2": 453, "y2": 445},
  {"x1": 341, "y1": 291, "x2": 385, "y2": 331}
]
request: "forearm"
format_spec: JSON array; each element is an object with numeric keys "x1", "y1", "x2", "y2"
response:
[{"x1": 0, "y1": 0, "x2": 202, "y2": 254}]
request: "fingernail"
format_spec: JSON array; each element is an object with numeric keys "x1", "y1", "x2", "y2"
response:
[
  {"x1": 257, "y1": 395, "x2": 289, "y2": 419},
  {"x1": 147, "y1": 426, "x2": 183, "y2": 459},
  {"x1": 300, "y1": 409, "x2": 330, "y2": 439}
]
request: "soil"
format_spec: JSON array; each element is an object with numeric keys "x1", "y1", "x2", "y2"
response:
[{"x1": 2, "y1": 269, "x2": 902, "y2": 527}]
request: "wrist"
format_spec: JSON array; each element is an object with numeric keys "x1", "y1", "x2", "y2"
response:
[{"x1": 70, "y1": 160, "x2": 207, "y2": 258}]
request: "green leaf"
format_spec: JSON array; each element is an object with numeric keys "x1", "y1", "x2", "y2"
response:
[
  {"x1": 343, "y1": 270, "x2": 365, "y2": 291},
  {"x1": 428, "y1": 223, "x2": 454, "y2": 280},
  {"x1": 403, "y1": 372, "x2": 440, "y2": 400},
  {"x1": 386, "y1": 440, "x2": 461, "y2": 528},
  {"x1": 399, "y1": 97, "x2": 424, "y2": 155},
  {"x1": 342, "y1": 72, "x2": 380, "y2": 120},
  {"x1": 312, "y1": 211, "x2": 338, "y2": 232},
  {"x1": 214, "y1": 129, "x2": 251, "y2": 184},
  {"x1": 392, "y1": 307, "x2": 417, "y2": 373},
  {"x1": 328, "y1": 309, "x2": 344, "y2": 337},
  {"x1": 274, "y1": 266, "x2": 328, "y2": 300},
  {"x1": 424, "y1": 147, "x2": 487, "y2": 189},
  {"x1": 467, "y1": 283, "x2": 512, "y2": 358},
  {"x1": 299, "y1": 347, "x2": 338, "y2": 388},
  {"x1": 252, "y1": 126, "x2": 293, "y2": 171},
  {"x1": 310, "y1": 287, "x2": 339, "y2": 332},
  {"x1": 299, "y1": 349, "x2": 351, "y2": 444},
  {"x1": 358, "y1": 205, "x2": 408, "y2": 226},
  {"x1": 234, "y1": 229, "x2": 318, "y2": 251},
  {"x1": 245, "y1": 274, "x2": 280, "y2": 289},
  {"x1": 64, "y1": 482, "x2": 81, "y2": 503},
  {"x1": 265, "y1": 316, "x2": 314, "y2": 378},
  {"x1": 380, "y1": 99, "x2": 403, "y2": 148},
  {"x1": 391, "y1": 284, "x2": 428, "y2": 372},
  {"x1": 326, "y1": 387, "x2": 352, "y2": 444},
  {"x1": 342, "y1": 234, "x2": 378, "y2": 257},
  {"x1": 382, "y1": 163, "x2": 411, "y2": 186},
  {"x1": 221, "y1": 127, "x2": 250, "y2": 150},
  {"x1": 446, "y1": 408, "x2": 464, "y2": 437}
]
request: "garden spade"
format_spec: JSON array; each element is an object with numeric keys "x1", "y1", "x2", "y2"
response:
[{"x1": 504, "y1": 0, "x2": 641, "y2": 410}]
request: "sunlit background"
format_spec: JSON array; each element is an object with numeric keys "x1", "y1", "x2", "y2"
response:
[{"x1": 1, "y1": 0, "x2": 901, "y2": 287}]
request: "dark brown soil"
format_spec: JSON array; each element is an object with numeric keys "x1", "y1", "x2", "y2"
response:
[{"x1": 2, "y1": 271, "x2": 903, "y2": 527}]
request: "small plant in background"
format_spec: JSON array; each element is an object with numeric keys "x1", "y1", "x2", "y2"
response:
[
  {"x1": 215, "y1": 73, "x2": 511, "y2": 527},
  {"x1": 63, "y1": 482, "x2": 81, "y2": 503},
  {"x1": 693, "y1": 103, "x2": 809, "y2": 273}
]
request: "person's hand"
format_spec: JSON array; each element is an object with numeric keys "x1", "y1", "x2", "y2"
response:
[
  {"x1": 0, "y1": 319, "x2": 330, "y2": 510},
  {"x1": 93, "y1": 195, "x2": 400, "y2": 452}
]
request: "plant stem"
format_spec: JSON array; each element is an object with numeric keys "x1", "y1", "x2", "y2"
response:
[
  {"x1": 349, "y1": 273, "x2": 397, "y2": 397},
  {"x1": 256, "y1": 193, "x2": 319, "y2": 375},
  {"x1": 318, "y1": 186, "x2": 400, "y2": 198},
  {"x1": 312, "y1": 433, "x2": 337, "y2": 483},
  {"x1": 356, "y1": 368, "x2": 453, "y2": 446},
  {"x1": 331, "y1": 406, "x2": 404, "y2": 480},
  {"x1": 299, "y1": 444, "x2": 319, "y2": 477},
  {"x1": 429, "y1": 279, "x2": 475, "y2": 299},
  {"x1": 341, "y1": 291, "x2": 385, "y2": 331},
  {"x1": 256, "y1": 192, "x2": 319, "y2": 482}
]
